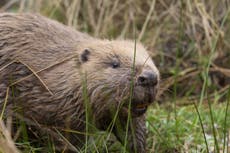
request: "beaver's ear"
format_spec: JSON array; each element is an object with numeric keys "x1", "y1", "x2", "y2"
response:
[{"x1": 79, "y1": 49, "x2": 90, "y2": 63}]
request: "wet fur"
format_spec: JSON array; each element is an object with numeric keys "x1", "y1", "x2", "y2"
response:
[{"x1": 0, "y1": 13, "x2": 159, "y2": 152}]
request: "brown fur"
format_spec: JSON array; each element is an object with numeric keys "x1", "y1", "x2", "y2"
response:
[{"x1": 0, "y1": 13, "x2": 159, "y2": 152}]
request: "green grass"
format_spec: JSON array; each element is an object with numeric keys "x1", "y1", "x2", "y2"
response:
[{"x1": 147, "y1": 101, "x2": 230, "y2": 153}]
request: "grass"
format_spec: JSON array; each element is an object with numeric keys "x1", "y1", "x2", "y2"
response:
[
  {"x1": 0, "y1": 0, "x2": 230, "y2": 152},
  {"x1": 147, "y1": 101, "x2": 230, "y2": 153}
]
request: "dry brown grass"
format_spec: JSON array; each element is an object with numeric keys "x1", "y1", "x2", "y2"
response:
[{"x1": 0, "y1": 119, "x2": 20, "y2": 153}]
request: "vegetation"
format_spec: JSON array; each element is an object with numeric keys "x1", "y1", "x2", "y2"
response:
[{"x1": 0, "y1": 0, "x2": 230, "y2": 152}]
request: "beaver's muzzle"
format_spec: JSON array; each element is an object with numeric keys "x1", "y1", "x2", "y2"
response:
[
  {"x1": 131, "y1": 69, "x2": 158, "y2": 116},
  {"x1": 137, "y1": 69, "x2": 158, "y2": 87}
]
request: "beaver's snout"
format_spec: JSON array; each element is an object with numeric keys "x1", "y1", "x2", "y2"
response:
[
  {"x1": 129, "y1": 69, "x2": 159, "y2": 117},
  {"x1": 137, "y1": 69, "x2": 158, "y2": 87}
]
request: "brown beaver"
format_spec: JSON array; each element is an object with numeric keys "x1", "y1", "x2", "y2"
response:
[{"x1": 0, "y1": 13, "x2": 159, "y2": 153}]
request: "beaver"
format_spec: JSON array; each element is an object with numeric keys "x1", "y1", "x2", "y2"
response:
[{"x1": 0, "y1": 13, "x2": 159, "y2": 153}]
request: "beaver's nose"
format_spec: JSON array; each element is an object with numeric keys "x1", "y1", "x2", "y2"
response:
[{"x1": 137, "y1": 70, "x2": 158, "y2": 87}]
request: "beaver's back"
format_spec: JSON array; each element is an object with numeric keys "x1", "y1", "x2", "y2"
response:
[
  {"x1": 0, "y1": 13, "x2": 91, "y2": 69},
  {"x1": 0, "y1": 13, "x2": 88, "y2": 125}
]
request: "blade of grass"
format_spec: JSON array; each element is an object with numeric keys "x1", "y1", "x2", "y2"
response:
[
  {"x1": 47, "y1": 135, "x2": 56, "y2": 153},
  {"x1": 81, "y1": 73, "x2": 90, "y2": 153},
  {"x1": 207, "y1": 94, "x2": 220, "y2": 152},
  {"x1": 0, "y1": 87, "x2": 9, "y2": 120},
  {"x1": 193, "y1": 102, "x2": 210, "y2": 153},
  {"x1": 54, "y1": 128, "x2": 79, "y2": 152},
  {"x1": 199, "y1": 7, "x2": 230, "y2": 106},
  {"x1": 138, "y1": 0, "x2": 156, "y2": 42},
  {"x1": 223, "y1": 88, "x2": 230, "y2": 153},
  {"x1": 123, "y1": 20, "x2": 137, "y2": 153},
  {"x1": 227, "y1": 131, "x2": 229, "y2": 153}
]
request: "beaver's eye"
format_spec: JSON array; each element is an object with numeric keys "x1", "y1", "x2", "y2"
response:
[
  {"x1": 111, "y1": 61, "x2": 120, "y2": 68},
  {"x1": 80, "y1": 49, "x2": 90, "y2": 63}
]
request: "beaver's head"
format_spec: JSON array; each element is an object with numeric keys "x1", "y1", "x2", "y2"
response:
[{"x1": 77, "y1": 40, "x2": 159, "y2": 119}]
